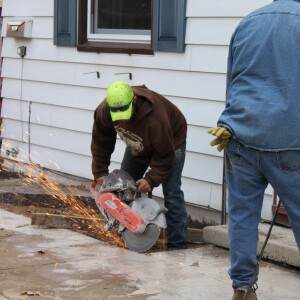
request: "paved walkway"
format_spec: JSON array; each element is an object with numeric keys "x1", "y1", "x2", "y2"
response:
[{"x1": 1, "y1": 209, "x2": 300, "y2": 300}]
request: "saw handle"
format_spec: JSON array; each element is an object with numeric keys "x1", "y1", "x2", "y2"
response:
[
  {"x1": 135, "y1": 181, "x2": 141, "y2": 187},
  {"x1": 90, "y1": 180, "x2": 97, "y2": 196},
  {"x1": 91, "y1": 179, "x2": 152, "y2": 199},
  {"x1": 132, "y1": 181, "x2": 152, "y2": 198},
  {"x1": 136, "y1": 181, "x2": 152, "y2": 198},
  {"x1": 127, "y1": 181, "x2": 140, "y2": 192}
]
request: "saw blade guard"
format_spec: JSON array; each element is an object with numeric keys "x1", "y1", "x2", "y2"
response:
[
  {"x1": 121, "y1": 197, "x2": 167, "y2": 252},
  {"x1": 130, "y1": 197, "x2": 167, "y2": 228}
]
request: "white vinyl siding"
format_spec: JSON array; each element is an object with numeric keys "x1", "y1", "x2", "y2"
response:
[{"x1": 0, "y1": 0, "x2": 274, "y2": 220}]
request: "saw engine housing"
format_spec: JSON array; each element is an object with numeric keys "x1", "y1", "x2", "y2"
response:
[
  {"x1": 90, "y1": 169, "x2": 167, "y2": 252},
  {"x1": 96, "y1": 192, "x2": 146, "y2": 233}
]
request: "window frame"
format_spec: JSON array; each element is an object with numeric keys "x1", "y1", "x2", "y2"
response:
[
  {"x1": 54, "y1": 0, "x2": 187, "y2": 54},
  {"x1": 77, "y1": 0, "x2": 154, "y2": 55},
  {"x1": 90, "y1": 0, "x2": 151, "y2": 37}
]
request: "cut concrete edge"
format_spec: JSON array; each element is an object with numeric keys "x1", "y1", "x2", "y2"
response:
[
  {"x1": 186, "y1": 228, "x2": 204, "y2": 244},
  {"x1": 203, "y1": 224, "x2": 300, "y2": 268},
  {"x1": 1, "y1": 159, "x2": 93, "y2": 190},
  {"x1": 2, "y1": 159, "x2": 224, "y2": 226}
]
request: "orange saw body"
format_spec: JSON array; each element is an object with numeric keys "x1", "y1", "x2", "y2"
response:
[{"x1": 95, "y1": 192, "x2": 146, "y2": 233}]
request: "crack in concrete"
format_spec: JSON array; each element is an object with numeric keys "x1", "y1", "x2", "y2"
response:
[
  {"x1": 0, "y1": 292, "x2": 11, "y2": 299},
  {"x1": 0, "y1": 260, "x2": 67, "y2": 271}
]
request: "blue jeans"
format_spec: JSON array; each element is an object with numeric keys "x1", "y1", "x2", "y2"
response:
[
  {"x1": 121, "y1": 144, "x2": 188, "y2": 249},
  {"x1": 225, "y1": 140, "x2": 300, "y2": 289}
]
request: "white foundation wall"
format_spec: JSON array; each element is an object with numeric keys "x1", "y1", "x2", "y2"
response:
[{"x1": 0, "y1": 0, "x2": 275, "y2": 220}]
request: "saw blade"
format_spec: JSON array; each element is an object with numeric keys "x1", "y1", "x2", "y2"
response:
[{"x1": 121, "y1": 224, "x2": 160, "y2": 253}]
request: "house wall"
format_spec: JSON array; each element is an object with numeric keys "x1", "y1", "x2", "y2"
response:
[{"x1": 0, "y1": 0, "x2": 274, "y2": 220}]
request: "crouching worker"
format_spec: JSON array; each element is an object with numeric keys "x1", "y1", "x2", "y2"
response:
[
  {"x1": 91, "y1": 80, "x2": 188, "y2": 250},
  {"x1": 208, "y1": 0, "x2": 300, "y2": 299}
]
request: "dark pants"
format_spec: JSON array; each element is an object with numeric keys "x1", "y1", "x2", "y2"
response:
[{"x1": 121, "y1": 144, "x2": 188, "y2": 249}]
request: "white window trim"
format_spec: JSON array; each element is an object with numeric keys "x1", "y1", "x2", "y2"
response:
[{"x1": 87, "y1": 0, "x2": 151, "y2": 44}]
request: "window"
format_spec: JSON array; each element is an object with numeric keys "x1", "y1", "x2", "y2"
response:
[
  {"x1": 88, "y1": 0, "x2": 151, "y2": 44},
  {"x1": 54, "y1": 0, "x2": 187, "y2": 54}
]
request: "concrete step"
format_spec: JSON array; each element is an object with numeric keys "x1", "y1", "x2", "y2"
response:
[{"x1": 203, "y1": 223, "x2": 300, "y2": 268}]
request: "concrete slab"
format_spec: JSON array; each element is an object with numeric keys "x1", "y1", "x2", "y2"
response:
[
  {"x1": 1, "y1": 209, "x2": 300, "y2": 300},
  {"x1": 0, "y1": 178, "x2": 91, "y2": 197},
  {"x1": 203, "y1": 224, "x2": 300, "y2": 268}
]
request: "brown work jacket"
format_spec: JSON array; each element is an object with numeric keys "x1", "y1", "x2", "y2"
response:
[{"x1": 91, "y1": 85, "x2": 187, "y2": 188}]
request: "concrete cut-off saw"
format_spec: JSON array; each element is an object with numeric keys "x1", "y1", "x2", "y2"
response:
[{"x1": 90, "y1": 169, "x2": 167, "y2": 253}]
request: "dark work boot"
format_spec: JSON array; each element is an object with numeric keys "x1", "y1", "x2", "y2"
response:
[{"x1": 232, "y1": 287, "x2": 257, "y2": 300}]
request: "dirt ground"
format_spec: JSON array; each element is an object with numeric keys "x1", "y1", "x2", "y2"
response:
[
  {"x1": 0, "y1": 165, "x2": 37, "y2": 217},
  {"x1": 0, "y1": 167, "x2": 97, "y2": 219}
]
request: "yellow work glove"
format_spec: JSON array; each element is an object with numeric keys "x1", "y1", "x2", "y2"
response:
[{"x1": 207, "y1": 127, "x2": 232, "y2": 152}]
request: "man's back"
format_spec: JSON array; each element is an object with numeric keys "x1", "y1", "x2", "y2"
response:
[{"x1": 218, "y1": 0, "x2": 300, "y2": 150}]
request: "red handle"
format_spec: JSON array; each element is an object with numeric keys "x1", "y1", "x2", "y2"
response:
[{"x1": 90, "y1": 180, "x2": 97, "y2": 195}]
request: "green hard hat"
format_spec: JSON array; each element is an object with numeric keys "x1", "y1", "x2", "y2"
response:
[{"x1": 106, "y1": 81, "x2": 134, "y2": 121}]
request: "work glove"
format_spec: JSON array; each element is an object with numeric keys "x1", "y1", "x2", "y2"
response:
[
  {"x1": 136, "y1": 178, "x2": 151, "y2": 193},
  {"x1": 207, "y1": 127, "x2": 232, "y2": 152}
]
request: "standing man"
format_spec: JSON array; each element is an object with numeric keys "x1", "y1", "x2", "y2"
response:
[
  {"x1": 208, "y1": 1, "x2": 300, "y2": 299},
  {"x1": 91, "y1": 81, "x2": 188, "y2": 250}
]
